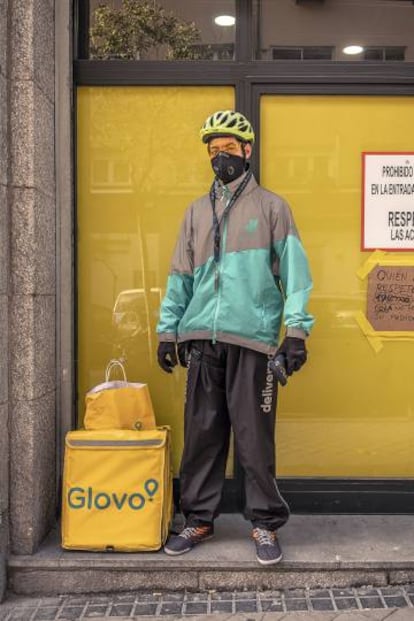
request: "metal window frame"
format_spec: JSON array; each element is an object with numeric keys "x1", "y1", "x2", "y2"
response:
[
  {"x1": 270, "y1": 46, "x2": 334, "y2": 61},
  {"x1": 71, "y1": 0, "x2": 414, "y2": 513}
]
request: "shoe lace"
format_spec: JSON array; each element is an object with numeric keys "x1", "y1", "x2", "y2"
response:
[
  {"x1": 180, "y1": 526, "x2": 210, "y2": 541},
  {"x1": 253, "y1": 528, "x2": 276, "y2": 546}
]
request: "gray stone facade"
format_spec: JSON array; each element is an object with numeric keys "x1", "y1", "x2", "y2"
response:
[
  {"x1": 0, "y1": 0, "x2": 57, "y2": 601},
  {"x1": 0, "y1": 0, "x2": 9, "y2": 602}
]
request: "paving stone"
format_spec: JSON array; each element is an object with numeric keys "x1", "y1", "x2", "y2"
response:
[
  {"x1": 260, "y1": 590, "x2": 282, "y2": 598},
  {"x1": 284, "y1": 599, "x2": 308, "y2": 611},
  {"x1": 332, "y1": 589, "x2": 356, "y2": 597},
  {"x1": 131, "y1": 603, "x2": 157, "y2": 615},
  {"x1": 7, "y1": 609, "x2": 37, "y2": 621},
  {"x1": 360, "y1": 589, "x2": 381, "y2": 597},
  {"x1": 113, "y1": 595, "x2": 136, "y2": 603},
  {"x1": 365, "y1": 612, "x2": 399, "y2": 621},
  {"x1": 161, "y1": 593, "x2": 184, "y2": 602},
  {"x1": 359, "y1": 597, "x2": 384, "y2": 609},
  {"x1": 235, "y1": 591, "x2": 257, "y2": 600},
  {"x1": 335, "y1": 597, "x2": 359, "y2": 610},
  {"x1": 135, "y1": 594, "x2": 160, "y2": 602},
  {"x1": 33, "y1": 608, "x2": 60, "y2": 620},
  {"x1": 210, "y1": 592, "x2": 234, "y2": 600},
  {"x1": 386, "y1": 610, "x2": 414, "y2": 621},
  {"x1": 309, "y1": 589, "x2": 331, "y2": 598},
  {"x1": 310, "y1": 598, "x2": 335, "y2": 611},
  {"x1": 184, "y1": 593, "x2": 208, "y2": 602},
  {"x1": 381, "y1": 587, "x2": 404, "y2": 596},
  {"x1": 57, "y1": 607, "x2": 84, "y2": 620},
  {"x1": 234, "y1": 599, "x2": 257, "y2": 612},
  {"x1": 158, "y1": 602, "x2": 182, "y2": 615},
  {"x1": 210, "y1": 601, "x2": 233, "y2": 613},
  {"x1": 384, "y1": 596, "x2": 408, "y2": 608},
  {"x1": 83, "y1": 605, "x2": 108, "y2": 617},
  {"x1": 284, "y1": 589, "x2": 306, "y2": 598},
  {"x1": 334, "y1": 614, "x2": 378, "y2": 621},
  {"x1": 286, "y1": 615, "x2": 337, "y2": 621},
  {"x1": 108, "y1": 604, "x2": 133, "y2": 617},
  {"x1": 87, "y1": 598, "x2": 111, "y2": 605},
  {"x1": 261, "y1": 600, "x2": 284, "y2": 612},
  {"x1": 184, "y1": 602, "x2": 208, "y2": 615}
]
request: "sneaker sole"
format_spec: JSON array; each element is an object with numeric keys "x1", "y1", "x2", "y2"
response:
[
  {"x1": 256, "y1": 552, "x2": 283, "y2": 566},
  {"x1": 163, "y1": 534, "x2": 214, "y2": 556}
]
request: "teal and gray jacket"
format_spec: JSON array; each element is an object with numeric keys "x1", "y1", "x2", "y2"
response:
[{"x1": 157, "y1": 174, "x2": 314, "y2": 355}]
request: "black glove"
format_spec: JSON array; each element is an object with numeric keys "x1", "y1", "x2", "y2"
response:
[
  {"x1": 276, "y1": 336, "x2": 307, "y2": 376},
  {"x1": 157, "y1": 342, "x2": 178, "y2": 374},
  {"x1": 177, "y1": 341, "x2": 191, "y2": 367}
]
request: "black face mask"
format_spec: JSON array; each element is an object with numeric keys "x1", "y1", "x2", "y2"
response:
[{"x1": 211, "y1": 151, "x2": 246, "y2": 184}]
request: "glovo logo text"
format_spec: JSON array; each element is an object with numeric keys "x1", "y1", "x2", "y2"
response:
[{"x1": 68, "y1": 479, "x2": 159, "y2": 511}]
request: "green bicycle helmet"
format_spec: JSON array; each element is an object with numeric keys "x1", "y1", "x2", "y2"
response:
[{"x1": 200, "y1": 110, "x2": 255, "y2": 144}]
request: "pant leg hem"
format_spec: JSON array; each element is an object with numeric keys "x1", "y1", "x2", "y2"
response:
[{"x1": 250, "y1": 518, "x2": 289, "y2": 531}]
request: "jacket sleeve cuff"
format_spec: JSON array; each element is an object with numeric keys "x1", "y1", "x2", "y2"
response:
[
  {"x1": 286, "y1": 327, "x2": 308, "y2": 339},
  {"x1": 157, "y1": 333, "x2": 177, "y2": 343}
]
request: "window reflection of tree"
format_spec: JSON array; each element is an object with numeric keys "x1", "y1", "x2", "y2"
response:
[{"x1": 89, "y1": 0, "x2": 236, "y2": 61}]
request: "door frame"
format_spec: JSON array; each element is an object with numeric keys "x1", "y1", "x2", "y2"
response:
[
  {"x1": 71, "y1": 0, "x2": 414, "y2": 513},
  {"x1": 248, "y1": 83, "x2": 414, "y2": 512}
]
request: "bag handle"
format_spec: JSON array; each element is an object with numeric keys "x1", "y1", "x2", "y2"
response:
[{"x1": 105, "y1": 359, "x2": 127, "y2": 383}]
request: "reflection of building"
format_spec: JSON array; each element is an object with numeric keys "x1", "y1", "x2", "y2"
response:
[
  {"x1": 269, "y1": 44, "x2": 406, "y2": 62},
  {"x1": 87, "y1": 0, "x2": 414, "y2": 62},
  {"x1": 192, "y1": 43, "x2": 235, "y2": 61},
  {"x1": 91, "y1": 157, "x2": 133, "y2": 193},
  {"x1": 259, "y1": 0, "x2": 414, "y2": 62}
]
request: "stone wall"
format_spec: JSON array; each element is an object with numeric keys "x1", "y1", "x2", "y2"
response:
[
  {"x1": 0, "y1": 0, "x2": 10, "y2": 603},
  {"x1": 0, "y1": 0, "x2": 57, "y2": 584}
]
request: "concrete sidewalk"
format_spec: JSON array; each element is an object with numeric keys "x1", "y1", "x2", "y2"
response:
[
  {"x1": 7, "y1": 514, "x2": 414, "y2": 595},
  {"x1": 3, "y1": 513, "x2": 414, "y2": 619}
]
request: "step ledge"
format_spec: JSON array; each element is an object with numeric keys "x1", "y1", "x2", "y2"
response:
[{"x1": 8, "y1": 556, "x2": 414, "y2": 571}]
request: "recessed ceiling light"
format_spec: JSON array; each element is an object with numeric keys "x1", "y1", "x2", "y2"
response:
[
  {"x1": 214, "y1": 15, "x2": 236, "y2": 27},
  {"x1": 343, "y1": 45, "x2": 364, "y2": 55}
]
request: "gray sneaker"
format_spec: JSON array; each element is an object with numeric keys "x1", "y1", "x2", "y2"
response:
[
  {"x1": 164, "y1": 525, "x2": 214, "y2": 556},
  {"x1": 252, "y1": 527, "x2": 283, "y2": 565}
]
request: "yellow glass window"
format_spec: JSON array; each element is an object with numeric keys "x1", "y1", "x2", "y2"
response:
[
  {"x1": 261, "y1": 95, "x2": 414, "y2": 477},
  {"x1": 77, "y1": 86, "x2": 234, "y2": 474}
]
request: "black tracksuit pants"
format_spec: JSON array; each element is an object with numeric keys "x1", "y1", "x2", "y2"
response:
[{"x1": 179, "y1": 340, "x2": 290, "y2": 531}]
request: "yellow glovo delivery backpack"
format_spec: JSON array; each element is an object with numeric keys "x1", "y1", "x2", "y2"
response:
[
  {"x1": 61, "y1": 359, "x2": 173, "y2": 552},
  {"x1": 61, "y1": 427, "x2": 173, "y2": 551}
]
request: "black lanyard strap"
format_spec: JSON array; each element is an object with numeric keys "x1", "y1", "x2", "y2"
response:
[{"x1": 209, "y1": 171, "x2": 252, "y2": 263}]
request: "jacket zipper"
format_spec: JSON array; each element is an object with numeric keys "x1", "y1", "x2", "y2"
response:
[{"x1": 212, "y1": 213, "x2": 229, "y2": 343}]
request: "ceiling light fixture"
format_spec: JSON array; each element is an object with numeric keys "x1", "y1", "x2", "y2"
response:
[
  {"x1": 343, "y1": 45, "x2": 364, "y2": 55},
  {"x1": 214, "y1": 15, "x2": 236, "y2": 26}
]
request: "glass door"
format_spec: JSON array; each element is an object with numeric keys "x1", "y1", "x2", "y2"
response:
[
  {"x1": 77, "y1": 86, "x2": 235, "y2": 484},
  {"x1": 260, "y1": 95, "x2": 414, "y2": 478}
]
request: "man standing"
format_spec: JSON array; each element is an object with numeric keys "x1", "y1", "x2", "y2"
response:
[{"x1": 156, "y1": 110, "x2": 314, "y2": 565}]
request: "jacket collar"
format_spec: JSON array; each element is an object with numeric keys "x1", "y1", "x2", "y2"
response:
[{"x1": 215, "y1": 170, "x2": 257, "y2": 201}]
